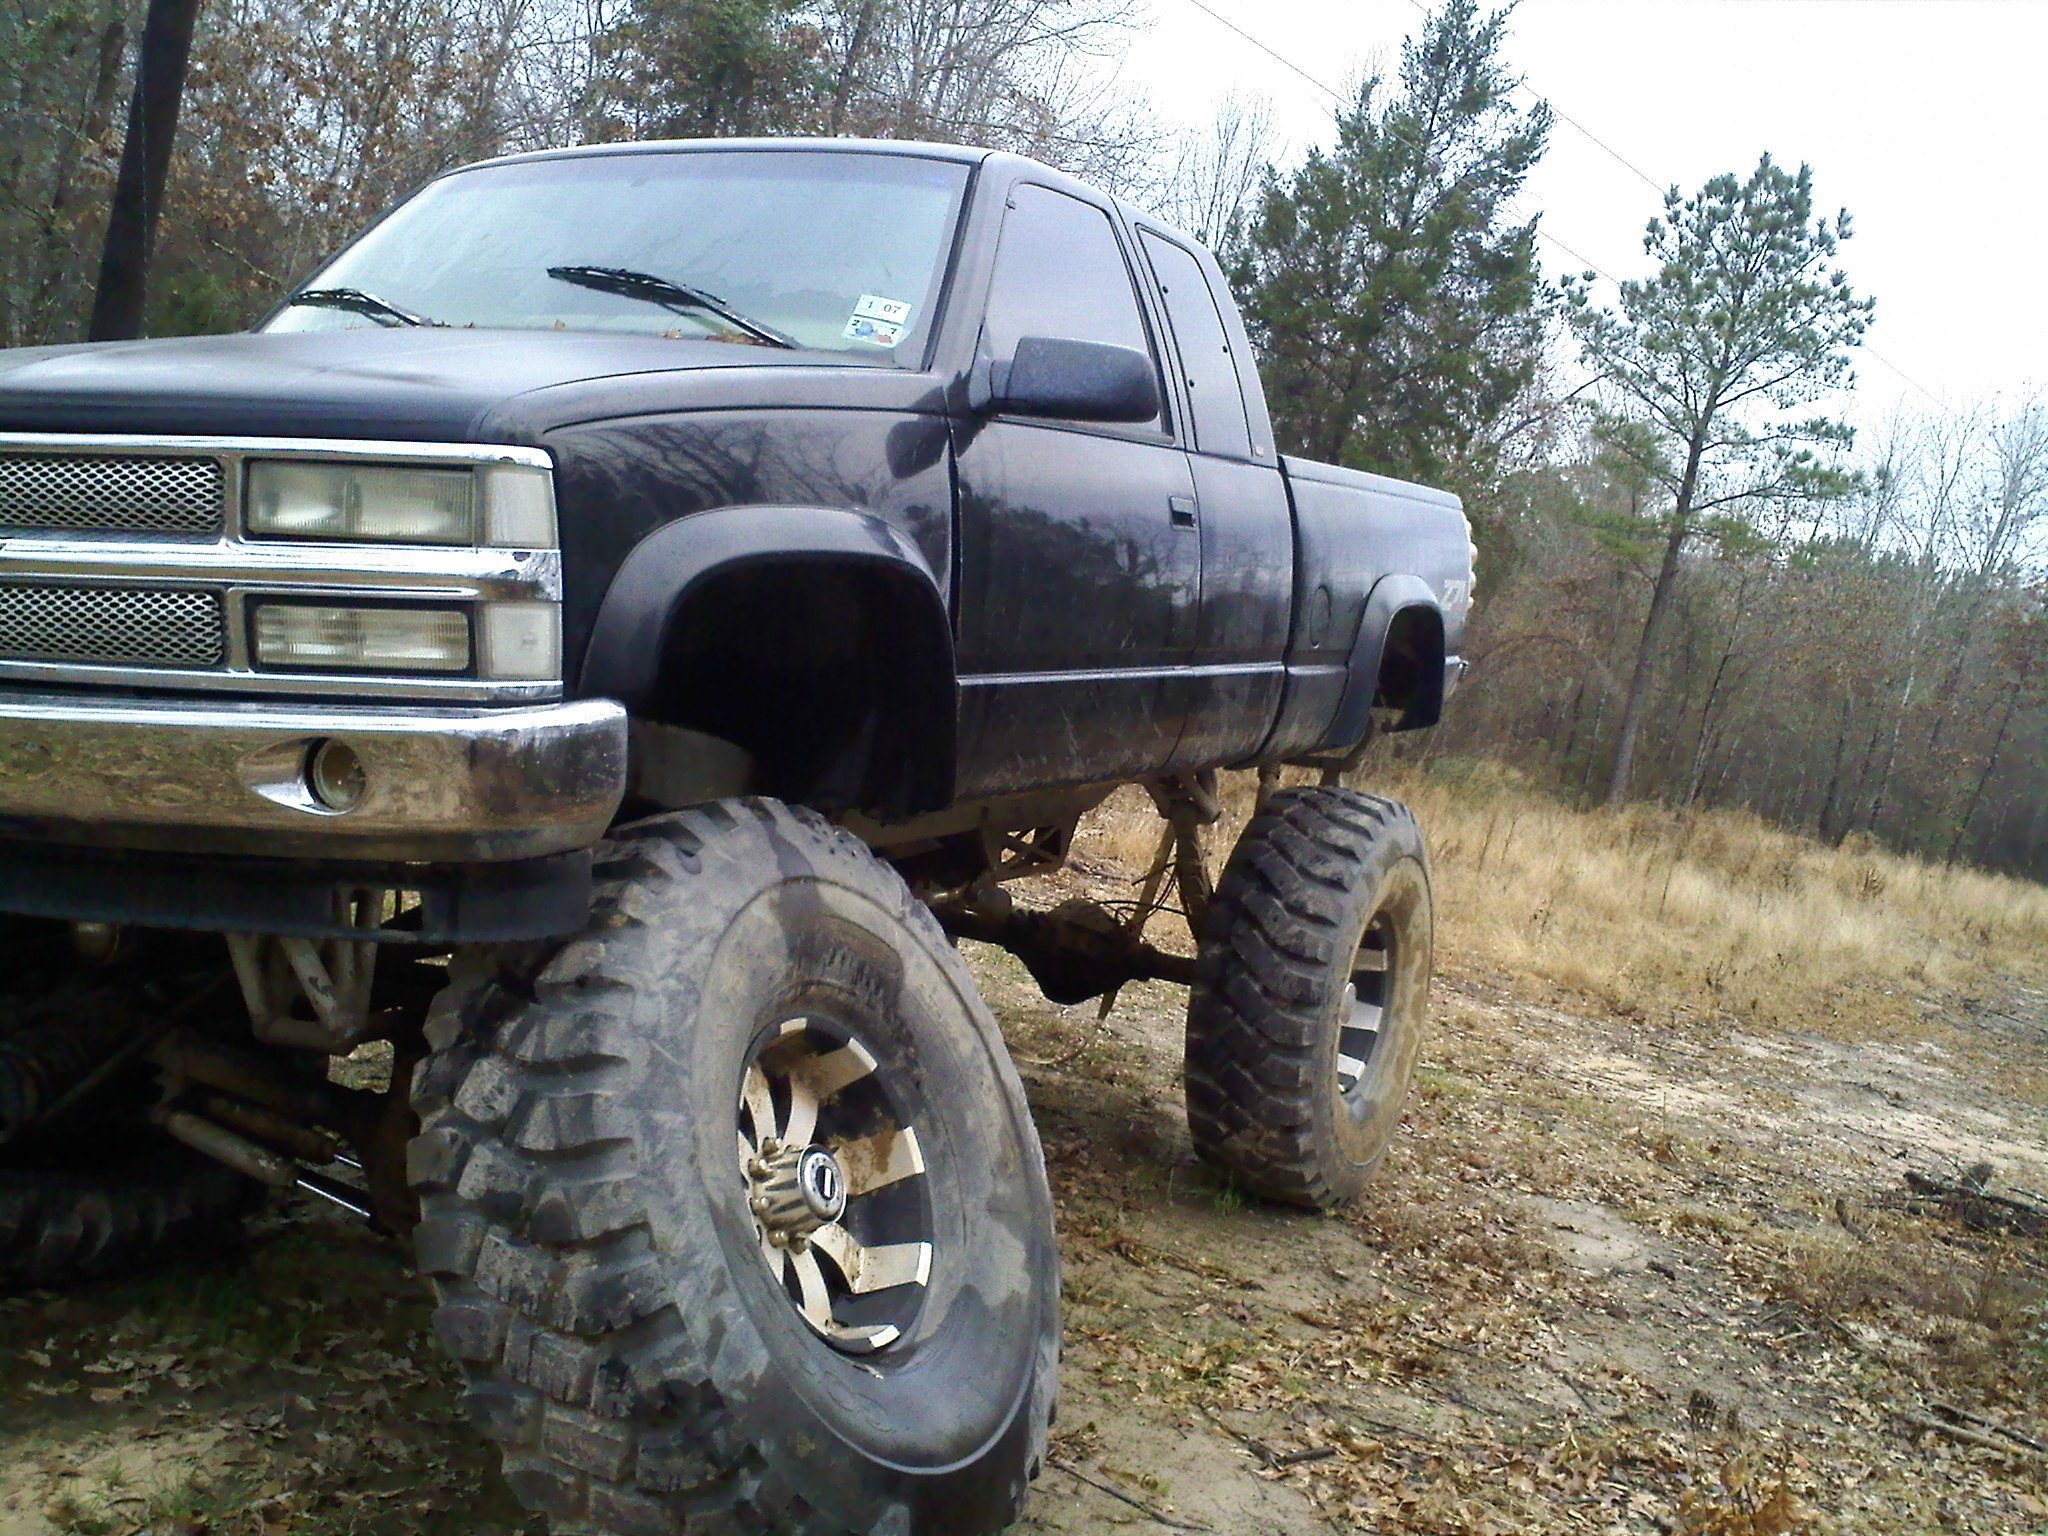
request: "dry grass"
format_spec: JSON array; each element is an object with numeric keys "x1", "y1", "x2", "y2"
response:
[
  {"x1": 1074, "y1": 756, "x2": 2048, "y2": 1040},
  {"x1": 1026, "y1": 756, "x2": 2048, "y2": 1530}
]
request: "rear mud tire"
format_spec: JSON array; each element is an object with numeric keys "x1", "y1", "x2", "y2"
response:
[
  {"x1": 410, "y1": 798, "x2": 1059, "y2": 1536},
  {"x1": 0, "y1": 967, "x2": 258, "y2": 1292},
  {"x1": 1184, "y1": 787, "x2": 1433, "y2": 1209},
  {"x1": 0, "y1": 1139, "x2": 255, "y2": 1290}
]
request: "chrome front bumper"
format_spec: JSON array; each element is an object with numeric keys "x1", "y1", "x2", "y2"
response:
[{"x1": 0, "y1": 691, "x2": 627, "y2": 861}]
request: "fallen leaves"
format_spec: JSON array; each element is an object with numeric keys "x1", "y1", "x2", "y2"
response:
[{"x1": 1673, "y1": 1455, "x2": 1817, "y2": 1535}]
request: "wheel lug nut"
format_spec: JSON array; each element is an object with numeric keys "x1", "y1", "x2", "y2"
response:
[{"x1": 743, "y1": 1139, "x2": 846, "y2": 1241}]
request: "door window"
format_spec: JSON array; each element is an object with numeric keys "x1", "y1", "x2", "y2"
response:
[
  {"x1": 1140, "y1": 232, "x2": 1255, "y2": 459},
  {"x1": 984, "y1": 185, "x2": 1161, "y2": 427}
]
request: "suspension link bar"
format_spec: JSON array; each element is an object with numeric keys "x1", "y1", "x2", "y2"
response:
[
  {"x1": 226, "y1": 890, "x2": 386, "y2": 1052},
  {"x1": 931, "y1": 899, "x2": 1197, "y2": 1007}
]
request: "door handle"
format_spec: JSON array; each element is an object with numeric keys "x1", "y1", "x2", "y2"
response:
[{"x1": 1169, "y1": 494, "x2": 1198, "y2": 528}]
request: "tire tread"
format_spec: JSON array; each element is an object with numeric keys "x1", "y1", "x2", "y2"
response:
[
  {"x1": 414, "y1": 798, "x2": 1048, "y2": 1535},
  {"x1": 1184, "y1": 786, "x2": 1426, "y2": 1208}
]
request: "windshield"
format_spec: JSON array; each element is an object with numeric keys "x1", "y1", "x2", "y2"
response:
[{"x1": 263, "y1": 149, "x2": 972, "y2": 359}]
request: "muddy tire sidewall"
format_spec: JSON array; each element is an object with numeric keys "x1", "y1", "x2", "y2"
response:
[
  {"x1": 1186, "y1": 788, "x2": 1435, "y2": 1208},
  {"x1": 412, "y1": 799, "x2": 1058, "y2": 1536},
  {"x1": 652, "y1": 872, "x2": 1054, "y2": 1473},
  {"x1": 1320, "y1": 851, "x2": 1433, "y2": 1179}
]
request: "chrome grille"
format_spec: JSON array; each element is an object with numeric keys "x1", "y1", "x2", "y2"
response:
[
  {"x1": 0, "y1": 454, "x2": 223, "y2": 535},
  {"x1": 0, "y1": 584, "x2": 224, "y2": 668}
]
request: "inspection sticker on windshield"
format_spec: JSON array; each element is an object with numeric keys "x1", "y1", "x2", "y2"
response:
[{"x1": 843, "y1": 294, "x2": 913, "y2": 347}]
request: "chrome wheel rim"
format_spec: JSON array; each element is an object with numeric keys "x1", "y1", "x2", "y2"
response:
[
  {"x1": 737, "y1": 1018, "x2": 934, "y2": 1354},
  {"x1": 1337, "y1": 916, "x2": 1394, "y2": 1098}
]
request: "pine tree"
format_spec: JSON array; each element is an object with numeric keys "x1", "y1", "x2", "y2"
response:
[
  {"x1": 586, "y1": 0, "x2": 825, "y2": 142},
  {"x1": 1231, "y1": 0, "x2": 1550, "y2": 493},
  {"x1": 1564, "y1": 155, "x2": 1872, "y2": 805}
]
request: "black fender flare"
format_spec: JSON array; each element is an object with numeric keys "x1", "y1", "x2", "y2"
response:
[
  {"x1": 578, "y1": 505, "x2": 958, "y2": 811},
  {"x1": 1321, "y1": 574, "x2": 1446, "y2": 749}
]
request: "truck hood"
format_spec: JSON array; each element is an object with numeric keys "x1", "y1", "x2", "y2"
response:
[{"x1": 0, "y1": 328, "x2": 866, "y2": 442}]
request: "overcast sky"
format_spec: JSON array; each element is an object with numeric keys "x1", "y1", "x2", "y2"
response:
[{"x1": 1115, "y1": 0, "x2": 2044, "y2": 433}]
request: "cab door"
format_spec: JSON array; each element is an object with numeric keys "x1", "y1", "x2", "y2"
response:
[
  {"x1": 1137, "y1": 227, "x2": 1294, "y2": 769},
  {"x1": 952, "y1": 183, "x2": 1201, "y2": 796}
]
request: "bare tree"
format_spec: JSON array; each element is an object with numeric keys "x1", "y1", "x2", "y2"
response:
[
  {"x1": 0, "y1": 0, "x2": 134, "y2": 345},
  {"x1": 1439, "y1": 390, "x2": 2048, "y2": 880},
  {"x1": 814, "y1": 0, "x2": 1159, "y2": 185},
  {"x1": 1961, "y1": 397, "x2": 2048, "y2": 581},
  {"x1": 1144, "y1": 92, "x2": 1274, "y2": 248},
  {"x1": 161, "y1": 0, "x2": 543, "y2": 322},
  {"x1": 1857, "y1": 405, "x2": 1973, "y2": 836}
]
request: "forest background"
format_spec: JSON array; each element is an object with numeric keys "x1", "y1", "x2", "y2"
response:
[{"x1": 2, "y1": 0, "x2": 2042, "y2": 880}]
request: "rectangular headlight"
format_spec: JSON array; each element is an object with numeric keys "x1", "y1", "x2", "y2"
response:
[
  {"x1": 253, "y1": 603, "x2": 471, "y2": 672},
  {"x1": 246, "y1": 461, "x2": 475, "y2": 544}
]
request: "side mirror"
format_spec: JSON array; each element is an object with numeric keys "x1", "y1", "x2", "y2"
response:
[{"x1": 987, "y1": 336, "x2": 1161, "y2": 424}]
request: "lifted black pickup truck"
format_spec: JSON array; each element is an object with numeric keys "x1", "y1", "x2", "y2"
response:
[{"x1": 0, "y1": 140, "x2": 1471, "y2": 1534}]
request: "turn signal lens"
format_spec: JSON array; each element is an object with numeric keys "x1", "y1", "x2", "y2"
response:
[
  {"x1": 478, "y1": 601, "x2": 561, "y2": 681},
  {"x1": 482, "y1": 465, "x2": 558, "y2": 547},
  {"x1": 253, "y1": 604, "x2": 471, "y2": 673}
]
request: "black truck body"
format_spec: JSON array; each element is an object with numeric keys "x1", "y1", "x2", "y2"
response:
[
  {"x1": 0, "y1": 139, "x2": 1477, "y2": 1536},
  {"x1": 0, "y1": 138, "x2": 1470, "y2": 934}
]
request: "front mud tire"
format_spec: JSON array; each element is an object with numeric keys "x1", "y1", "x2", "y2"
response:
[
  {"x1": 410, "y1": 799, "x2": 1058, "y2": 1536},
  {"x1": 1183, "y1": 787, "x2": 1434, "y2": 1209}
]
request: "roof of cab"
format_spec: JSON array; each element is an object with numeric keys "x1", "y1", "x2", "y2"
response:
[{"x1": 465, "y1": 136, "x2": 999, "y2": 173}]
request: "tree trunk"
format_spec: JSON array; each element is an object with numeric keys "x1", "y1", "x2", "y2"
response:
[
  {"x1": 1605, "y1": 441, "x2": 1701, "y2": 806},
  {"x1": 1842, "y1": 716, "x2": 1883, "y2": 837},
  {"x1": 826, "y1": 0, "x2": 880, "y2": 134},
  {"x1": 1707, "y1": 730, "x2": 1748, "y2": 806},
  {"x1": 1816, "y1": 689, "x2": 1856, "y2": 842},
  {"x1": 1917, "y1": 584, "x2": 1992, "y2": 790},
  {"x1": 87, "y1": 0, "x2": 202, "y2": 343},
  {"x1": 1577, "y1": 693, "x2": 1606, "y2": 803},
  {"x1": 1681, "y1": 576, "x2": 1752, "y2": 808},
  {"x1": 1946, "y1": 676, "x2": 2023, "y2": 866},
  {"x1": 1557, "y1": 677, "x2": 1587, "y2": 783}
]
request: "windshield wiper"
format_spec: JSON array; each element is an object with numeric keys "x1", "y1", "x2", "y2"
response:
[
  {"x1": 546, "y1": 265, "x2": 797, "y2": 349},
  {"x1": 285, "y1": 287, "x2": 437, "y2": 328}
]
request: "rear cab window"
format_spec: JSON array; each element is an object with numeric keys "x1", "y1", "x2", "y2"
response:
[{"x1": 1139, "y1": 231, "x2": 1255, "y2": 460}]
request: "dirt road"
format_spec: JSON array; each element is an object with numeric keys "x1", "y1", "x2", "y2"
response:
[{"x1": 2, "y1": 934, "x2": 2043, "y2": 1534}]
